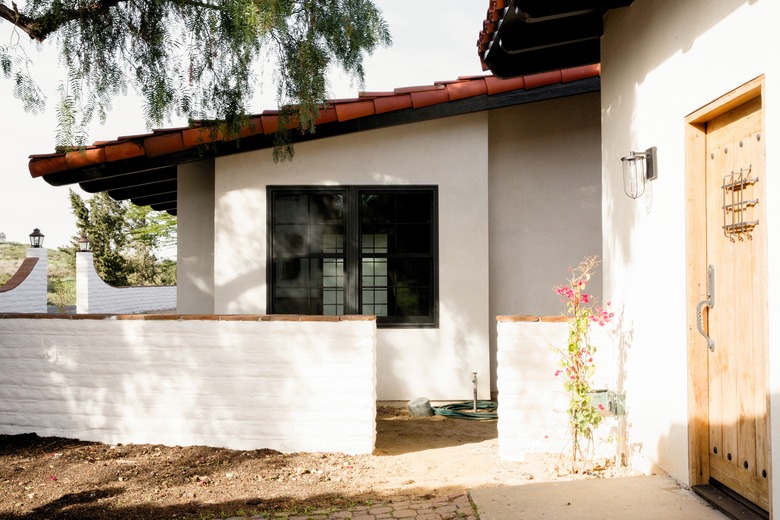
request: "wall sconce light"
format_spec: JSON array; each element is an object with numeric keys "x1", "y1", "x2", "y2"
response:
[
  {"x1": 29, "y1": 228, "x2": 45, "y2": 248},
  {"x1": 78, "y1": 234, "x2": 90, "y2": 252},
  {"x1": 621, "y1": 146, "x2": 658, "y2": 199}
]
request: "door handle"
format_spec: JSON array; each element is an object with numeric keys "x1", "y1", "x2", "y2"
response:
[{"x1": 696, "y1": 264, "x2": 715, "y2": 352}]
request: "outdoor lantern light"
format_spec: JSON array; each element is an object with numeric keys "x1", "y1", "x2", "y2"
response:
[
  {"x1": 78, "y1": 234, "x2": 90, "y2": 252},
  {"x1": 29, "y1": 228, "x2": 44, "y2": 248},
  {"x1": 621, "y1": 146, "x2": 658, "y2": 199}
]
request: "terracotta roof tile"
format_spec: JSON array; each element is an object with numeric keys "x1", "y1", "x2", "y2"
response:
[
  {"x1": 65, "y1": 147, "x2": 107, "y2": 169},
  {"x1": 28, "y1": 68, "x2": 600, "y2": 179},
  {"x1": 104, "y1": 140, "x2": 146, "y2": 162},
  {"x1": 445, "y1": 78, "x2": 488, "y2": 101},
  {"x1": 335, "y1": 99, "x2": 376, "y2": 122},
  {"x1": 144, "y1": 132, "x2": 185, "y2": 158},
  {"x1": 410, "y1": 88, "x2": 450, "y2": 109},
  {"x1": 373, "y1": 93, "x2": 413, "y2": 114},
  {"x1": 484, "y1": 75, "x2": 525, "y2": 95},
  {"x1": 523, "y1": 70, "x2": 563, "y2": 90}
]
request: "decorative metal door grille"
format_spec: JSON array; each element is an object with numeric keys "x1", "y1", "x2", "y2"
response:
[{"x1": 722, "y1": 167, "x2": 759, "y2": 242}]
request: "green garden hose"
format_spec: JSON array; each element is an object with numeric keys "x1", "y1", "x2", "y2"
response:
[{"x1": 433, "y1": 400, "x2": 498, "y2": 420}]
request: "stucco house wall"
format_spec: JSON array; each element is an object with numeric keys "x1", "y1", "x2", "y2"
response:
[
  {"x1": 600, "y1": 0, "x2": 780, "y2": 490},
  {"x1": 488, "y1": 92, "x2": 603, "y2": 395},
  {"x1": 176, "y1": 98, "x2": 603, "y2": 401}
]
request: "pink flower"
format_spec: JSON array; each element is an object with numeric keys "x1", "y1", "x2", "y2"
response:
[
  {"x1": 598, "y1": 404, "x2": 605, "y2": 411},
  {"x1": 554, "y1": 369, "x2": 562, "y2": 377}
]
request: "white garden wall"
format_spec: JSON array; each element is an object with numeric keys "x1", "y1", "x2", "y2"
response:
[
  {"x1": 76, "y1": 252, "x2": 176, "y2": 314},
  {"x1": 496, "y1": 316, "x2": 618, "y2": 463},
  {"x1": 0, "y1": 315, "x2": 377, "y2": 454},
  {"x1": 0, "y1": 248, "x2": 47, "y2": 314}
]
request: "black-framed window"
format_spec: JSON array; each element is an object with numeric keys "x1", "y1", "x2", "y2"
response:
[{"x1": 268, "y1": 186, "x2": 438, "y2": 327}]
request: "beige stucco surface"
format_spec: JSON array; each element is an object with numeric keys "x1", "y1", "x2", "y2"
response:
[
  {"x1": 214, "y1": 114, "x2": 491, "y2": 400},
  {"x1": 488, "y1": 93, "x2": 603, "y2": 395},
  {"x1": 601, "y1": 0, "x2": 780, "y2": 497},
  {"x1": 177, "y1": 159, "x2": 216, "y2": 314},
  {"x1": 176, "y1": 95, "x2": 602, "y2": 401}
]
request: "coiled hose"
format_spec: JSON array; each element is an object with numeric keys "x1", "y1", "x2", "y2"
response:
[{"x1": 433, "y1": 400, "x2": 498, "y2": 420}]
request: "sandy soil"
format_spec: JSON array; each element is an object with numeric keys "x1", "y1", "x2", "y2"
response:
[{"x1": 0, "y1": 407, "x2": 628, "y2": 519}]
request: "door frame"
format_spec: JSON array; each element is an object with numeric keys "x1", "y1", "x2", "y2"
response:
[{"x1": 685, "y1": 75, "x2": 768, "y2": 496}]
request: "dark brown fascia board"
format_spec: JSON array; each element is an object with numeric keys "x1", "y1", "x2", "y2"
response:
[
  {"x1": 84, "y1": 167, "x2": 177, "y2": 194},
  {"x1": 150, "y1": 200, "x2": 177, "y2": 213},
  {"x1": 130, "y1": 192, "x2": 178, "y2": 207},
  {"x1": 109, "y1": 180, "x2": 177, "y2": 201},
  {"x1": 42, "y1": 76, "x2": 600, "y2": 188}
]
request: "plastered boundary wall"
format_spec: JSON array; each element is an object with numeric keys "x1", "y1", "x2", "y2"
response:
[
  {"x1": 76, "y1": 253, "x2": 176, "y2": 314},
  {"x1": 496, "y1": 316, "x2": 619, "y2": 463},
  {"x1": 0, "y1": 314, "x2": 377, "y2": 454},
  {"x1": 0, "y1": 248, "x2": 47, "y2": 314}
]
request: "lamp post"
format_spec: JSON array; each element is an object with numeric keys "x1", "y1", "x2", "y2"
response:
[
  {"x1": 29, "y1": 228, "x2": 45, "y2": 248},
  {"x1": 78, "y1": 234, "x2": 90, "y2": 252}
]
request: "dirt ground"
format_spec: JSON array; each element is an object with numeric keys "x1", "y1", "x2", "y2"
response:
[{"x1": 0, "y1": 407, "x2": 627, "y2": 519}]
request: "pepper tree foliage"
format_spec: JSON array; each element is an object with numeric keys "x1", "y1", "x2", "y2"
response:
[
  {"x1": 64, "y1": 189, "x2": 177, "y2": 286},
  {"x1": 0, "y1": 0, "x2": 391, "y2": 158}
]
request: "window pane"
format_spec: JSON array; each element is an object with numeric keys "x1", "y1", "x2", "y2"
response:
[
  {"x1": 396, "y1": 192, "x2": 432, "y2": 223},
  {"x1": 360, "y1": 193, "x2": 394, "y2": 224},
  {"x1": 395, "y1": 224, "x2": 431, "y2": 254},
  {"x1": 395, "y1": 288, "x2": 432, "y2": 317}
]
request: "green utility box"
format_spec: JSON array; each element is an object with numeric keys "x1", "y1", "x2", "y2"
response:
[{"x1": 588, "y1": 389, "x2": 626, "y2": 416}]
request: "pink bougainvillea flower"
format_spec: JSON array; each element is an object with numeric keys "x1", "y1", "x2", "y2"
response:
[
  {"x1": 598, "y1": 404, "x2": 605, "y2": 411},
  {"x1": 554, "y1": 369, "x2": 562, "y2": 377},
  {"x1": 49, "y1": 475, "x2": 57, "y2": 481}
]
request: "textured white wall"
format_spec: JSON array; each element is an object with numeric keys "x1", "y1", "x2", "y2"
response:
[
  {"x1": 601, "y1": 0, "x2": 780, "y2": 486},
  {"x1": 488, "y1": 94, "x2": 602, "y2": 396},
  {"x1": 177, "y1": 159, "x2": 215, "y2": 314},
  {"x1": 214, "y1": 113, "x2": 491, "y2": 401},
  {"x1": 76, "y1": 253, "x2": 176, "y2": 314},
  {"x1": 496, "y1": 317, "x2": 617, "y2": 462},
  {"x1": 0, "y1": 248, "x2": 47, "y2": 314},
  {"x1": 0, "y1": 316, "x2": 376, "y2": 454}
]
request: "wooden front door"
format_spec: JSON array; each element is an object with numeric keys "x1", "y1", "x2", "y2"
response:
[{"x1": 688, "y1": 80, "x2": 769, "y2": 512}]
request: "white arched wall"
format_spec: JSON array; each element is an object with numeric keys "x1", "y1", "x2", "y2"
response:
[{"x1": 601, "y1": 0, "x2": 780, "y2": 486}]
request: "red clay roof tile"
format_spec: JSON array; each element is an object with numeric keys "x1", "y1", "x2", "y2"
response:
[
  {"x1": 65, "y1": 147, "x2": 107, "y2": 169},
  {"x1": 28, "y1": 68, "x2": 600, "y2": 179},
  {"x1": 373, "y1": 93, "x2": 413, "y2": 114},
  {"x1": 410, "y1": 88, "x2": 450, "y2": 109},
  {"x1": 144, "y1": 132, "x2": 185, "y2": 158},
  {"x1": 104, "y1": 141, "x2": 146, "y2": 162},
  {"x1": 335, "y1": 99, "x2": 376, "y2": 122},
  {"x1": 445, "y1": 78, "x2": 488, "y2": 101}
]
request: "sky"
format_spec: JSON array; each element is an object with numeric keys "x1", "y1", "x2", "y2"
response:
[{"x1": 0, "y1": 1, "x2": 489, "y2": 248}]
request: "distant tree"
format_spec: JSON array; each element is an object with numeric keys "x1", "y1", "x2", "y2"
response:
[
  {"x1": 0, "y1": 232, "x2": 5, "y2": 242},
  {"x1": 0, "y1": 0, "x2": 391, "y2": 158},
  {"x1": 65, "y1": 190, "x2": 176, "y2": 286}
]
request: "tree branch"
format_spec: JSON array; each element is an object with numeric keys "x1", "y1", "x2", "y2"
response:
[{"x1": 0, "y1": 0, "x2": 126, "y2": 42}]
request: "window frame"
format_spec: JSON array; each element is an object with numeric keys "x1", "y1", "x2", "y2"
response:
[{"x1": 267, "y1": 185, "x2": 439, "y2": 328}]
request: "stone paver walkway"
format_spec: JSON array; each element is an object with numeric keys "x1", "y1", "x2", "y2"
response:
[{"x1": 226, "y1": 493, "x2": 476, "y2": 520}]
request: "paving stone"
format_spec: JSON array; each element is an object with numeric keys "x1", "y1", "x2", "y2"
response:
[
  {"x1": 417, "y1": 514, "x2": 443, "y2": 520},
  {"x1": 390, "y1": 509, "x2": 416, "y2": 518},
  {"x1": 369, "y1": 506, "x2": 392, "y2": 515}
]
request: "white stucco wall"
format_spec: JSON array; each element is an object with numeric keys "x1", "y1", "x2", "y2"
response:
[
  {"x1": 0, "y1": 316, "x2": 376, "y2": 454},
  {"x1": 496, "y1": 317, "x2": 617, "y2": 462},
  {"x1": 76, "y1": 252, "x2": 176, "y2": 314},
  {"x1": 601, "y1": 0, "x2": 780, "y2": 488},
  {"x1": 0, "y1": 248, "x2": 47, "y2": 313},
  {"x1": 488, "y1": 93, "x2": 603, "y2": 395},
  {"x1": 214, "y1": 114, "x2": 491, "y2": 401},
  {"x1": 177, "y1": 159, "x2": 215, "y2": 314}
]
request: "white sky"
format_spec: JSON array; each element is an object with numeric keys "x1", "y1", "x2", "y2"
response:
[{"x1": 0, "y1": 1, "x2": 489, "y2": 248}]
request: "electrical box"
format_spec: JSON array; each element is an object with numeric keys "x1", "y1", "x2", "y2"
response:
[{"x1": 588, "y1": 389, "x2": 626, "y2": 416}]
